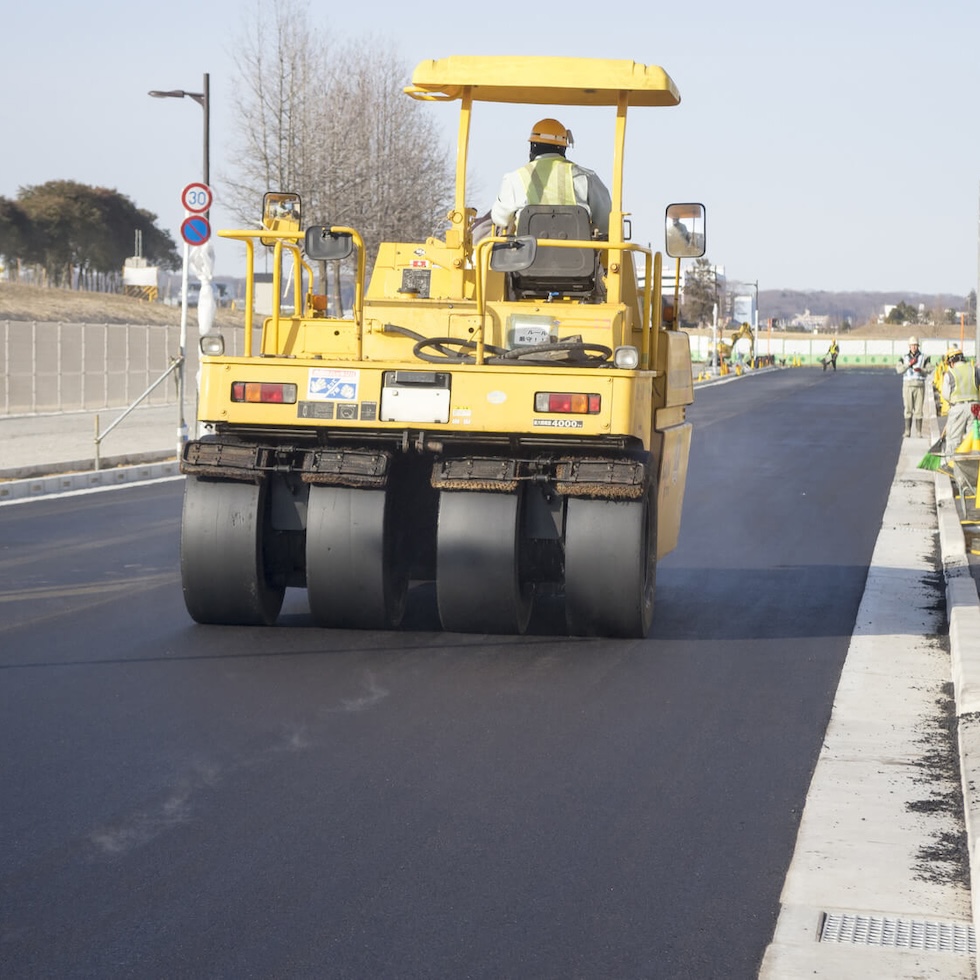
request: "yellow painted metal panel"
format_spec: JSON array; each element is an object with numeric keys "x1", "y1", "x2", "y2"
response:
[
  {"x1": 197, "y1": 357, "x2": 655, "y2": 442},
  {"x1": 656, "y1": 422, "x2": 692, "y2": 558},
  {"x1": 659, "y1": 330, "x2": 695, "y2": 408},
  {"x1": 407, "y1": 56, "x2": 680, "y2": 108}
]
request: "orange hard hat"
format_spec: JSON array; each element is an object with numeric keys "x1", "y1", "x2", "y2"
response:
[{"x1": 529, "y1": 118, "x2": 572, "y2": 148}]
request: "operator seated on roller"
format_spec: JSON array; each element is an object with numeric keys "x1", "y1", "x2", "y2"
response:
[{"x1": 486, "y1": 118, "x2": 612, "y2": 239}]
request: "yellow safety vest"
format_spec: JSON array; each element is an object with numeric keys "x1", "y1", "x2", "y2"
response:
[
  {"x1": 949, "y1": 360, "x2": 979, "y2": 403},
  {"x1": 518, "y1": 157, "x2": 577, "y2": 207}
]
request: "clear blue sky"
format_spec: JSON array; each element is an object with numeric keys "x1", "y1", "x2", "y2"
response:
[{"x1": 5, "y1": 0, "x2": 979, "y2": 296}]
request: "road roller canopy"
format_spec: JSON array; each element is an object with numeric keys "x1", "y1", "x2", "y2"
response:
[
  {"x1": 404, "y1": 56, "x2": 680, "y2": 107},
  {"x1": 405, "y1": 56, "x2": 682, "y2": 252}
]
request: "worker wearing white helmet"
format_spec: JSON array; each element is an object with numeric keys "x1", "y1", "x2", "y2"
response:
[
  {"x1": 940, "y1": 345, "x2": 980, "y2": 461},
  {"x1": 490, "y1": 118, "x2": 612, "y2": 236},
  {"x1": 895, "y1": 336, "x2": 930, "y2": 437}
]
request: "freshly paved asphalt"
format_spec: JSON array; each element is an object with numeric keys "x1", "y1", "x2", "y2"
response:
[{"x1": 2, "y1": 372, "x2": 980, "y2": 978}]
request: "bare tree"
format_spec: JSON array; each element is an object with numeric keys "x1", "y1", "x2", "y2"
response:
[
  {"x1": 224, "y1": 0, "x2": 323, "y2": 218},
  {"x1": 682, "y1": 257, "x2": 718, "y2": 327},
  {"x1": 225, "y1": 1, "x2": 453, "y2": 270}
]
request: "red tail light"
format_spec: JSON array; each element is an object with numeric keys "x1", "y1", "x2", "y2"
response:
[
  {"x1": 231, "y1": 382, "x2": 298, "y2": 404},
  {"x1": 534, "y1": 392, "x2": 601, "y2": 414}
]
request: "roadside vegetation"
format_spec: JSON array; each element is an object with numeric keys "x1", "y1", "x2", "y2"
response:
[
  {"x1": 0, "y1": 281, "x2": 242, "y2": 328},
  {"x1": 0, "y1": 183, "x2": 179, "y2": 290}
]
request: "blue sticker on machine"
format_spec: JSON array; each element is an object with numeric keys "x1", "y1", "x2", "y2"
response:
[{"x1": 308, "y1": 368, "x2": 359, "y2": 401}]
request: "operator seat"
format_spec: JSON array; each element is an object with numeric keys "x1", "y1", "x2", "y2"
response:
[{"x1": 509, "y1": 205, "x2": 598, "y2": 299}]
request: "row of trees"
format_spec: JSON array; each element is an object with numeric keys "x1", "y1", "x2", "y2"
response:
[
  {"x1": 884, "y1": 295, "x2": 977, "y2": 326},
  {"x1": 0, "y1": 0, "x2": 454, "y2": 295},
  {"x1": 0, "y1": 182, "x2": 179, "y2": 289}
]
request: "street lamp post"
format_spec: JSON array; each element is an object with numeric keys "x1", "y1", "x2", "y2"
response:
[
  {"x1": 148, "y1": 73, "x2": 210, "y2": 189},
  {"x1": 148, "y1": 72, "x2": 210, "y2": 455}
]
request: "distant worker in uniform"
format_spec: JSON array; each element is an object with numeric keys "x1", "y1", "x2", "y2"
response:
[
  {"x1": 490, "y1": 118, "x2": 612, "y2": 237},
  {"x1": 822, "y1": 337, "x2": 839, "y2": 372},
  {"x1": 895, "y1": 336, "x2": 930, "y2": 438},
  {"x1": 940, "y1": 346, "x2": 980, "y2": 462}
]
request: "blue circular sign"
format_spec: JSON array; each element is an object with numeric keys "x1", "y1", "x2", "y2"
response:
[{"x1": 181, "y1": 214, "x2": 211, "y2": 245}]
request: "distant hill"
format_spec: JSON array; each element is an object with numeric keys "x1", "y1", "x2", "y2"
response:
[
  {"x1": 1, "y1": 280, "x2": 972, "y2": 334},
  {"x1": 760, "y1": 289, "x2": 970, "y2": 327}
]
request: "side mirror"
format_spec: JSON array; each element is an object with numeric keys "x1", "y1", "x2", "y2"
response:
[
  {"x1": 261, "y1": 192, "x2": 302, "y2": 247},
  {"x1": 665, "y1": 203, "x2": 706, "y2": 258},
  {"x1": 489, "y1": 235, "x2": 537, "y2": 273},
  {"x1": 304, "y1": 226, "x2": 355, "y2": 262}
]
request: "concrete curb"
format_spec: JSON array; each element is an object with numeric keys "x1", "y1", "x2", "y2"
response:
[
  {"x1": 0, "y1": 449, "x2": 176, "y2": 483},
  {"x1": 936, "y1": 445, "x2": 980, "y2": 967},
  {"x1": 0, "y1": 457, "x2": 181, "y2": 503}
]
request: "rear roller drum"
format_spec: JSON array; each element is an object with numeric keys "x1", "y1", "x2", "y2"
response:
[
  {"x1": 306, "y1": 485, "x2": 408, "y2": 629},
  {"x1": 180, "y1": 477, "x2": 285, "y2": 626},
  {"x1": 436, "y1": 491, "x2": 531, "y2": 634},
  {"x1": 564, "y1": 484, "x2": 656, "y2": 639}
]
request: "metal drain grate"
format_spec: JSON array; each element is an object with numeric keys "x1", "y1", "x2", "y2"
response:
[{"x1": 820, "y1": 912, "x2": 975, "y2": 954}]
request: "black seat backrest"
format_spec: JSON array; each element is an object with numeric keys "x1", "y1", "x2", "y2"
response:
[{"x1": 510, "y1": 205, "x2": 597, "y2": 297}]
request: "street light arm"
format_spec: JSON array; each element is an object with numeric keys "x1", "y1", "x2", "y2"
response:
[
  {"x1": 148, "y1": 73, "x2": 209, "y2": 187},
  {"x1": 148, "y1": 89, "x2": 205, "y2": 108}
]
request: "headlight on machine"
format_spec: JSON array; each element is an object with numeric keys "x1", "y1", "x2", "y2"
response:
[
  {"x1": 613, "y1": 346, "x2": 639, "y2": 369},
  {"x1": 200, "y1": 333, "x2": 225, "y2": 356}
]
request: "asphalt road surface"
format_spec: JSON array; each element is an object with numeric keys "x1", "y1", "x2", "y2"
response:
[{"x1": 0, "y1": 369, "x2": 902, "y2": 979}]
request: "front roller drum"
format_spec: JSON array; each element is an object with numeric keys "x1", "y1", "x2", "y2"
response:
[
  {"x1": 564, "y1": 482, "x2": 657, "y2": 639},
  {"x1": 436, "y1": 491, "x2": 532, "y2": 635},
  {"x1": 180, "y1": 477, "x2": 285, "y2": 626}
]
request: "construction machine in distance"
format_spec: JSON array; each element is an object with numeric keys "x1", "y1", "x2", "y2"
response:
[
  {"x1": 179, "y1": 55, "x2": 704, "y2": 638},
  {"x1": 715, "y1": 322, "x2": 755, "y2": 366}
]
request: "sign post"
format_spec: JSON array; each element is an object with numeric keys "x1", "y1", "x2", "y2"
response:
[{"x1": 177, "y1": 182, "x2": 213, "y2": 455}]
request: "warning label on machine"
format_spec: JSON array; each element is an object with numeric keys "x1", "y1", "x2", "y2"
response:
[{"x1": 307, "y1": 369, "x2": 360, "y2": 401}]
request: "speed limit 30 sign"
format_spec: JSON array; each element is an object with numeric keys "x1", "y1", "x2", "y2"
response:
[{"x1": 181, "y1": 182, "x2": 213, "y2": 214}]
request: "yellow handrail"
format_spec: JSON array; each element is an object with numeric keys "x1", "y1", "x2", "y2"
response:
[{"x1": 218, "y1": 227, "x2": 367, "y2": 358}]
